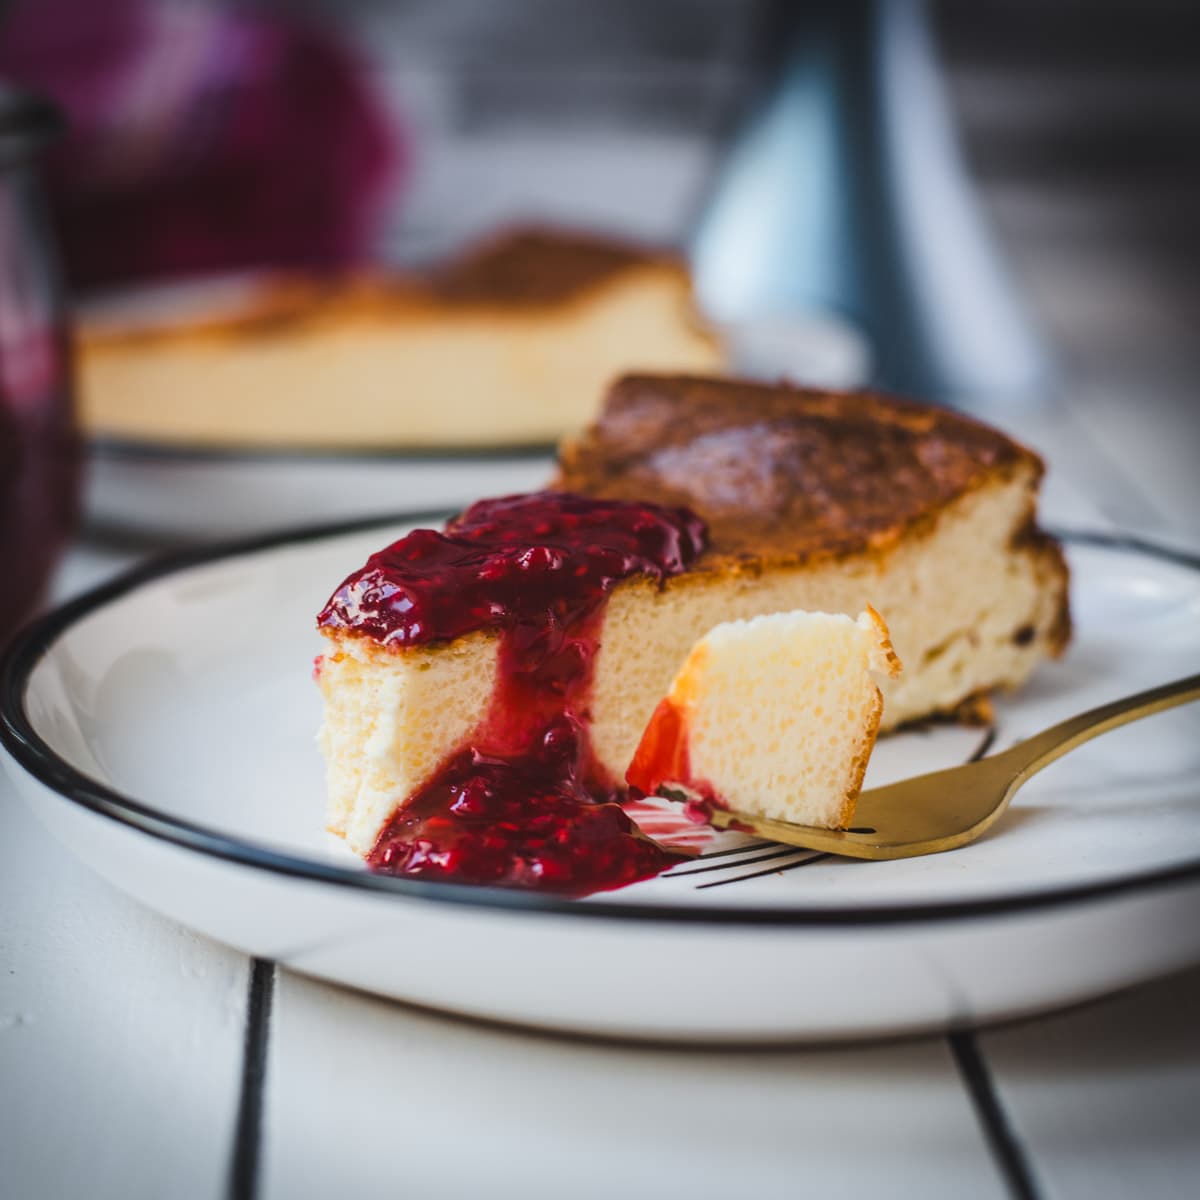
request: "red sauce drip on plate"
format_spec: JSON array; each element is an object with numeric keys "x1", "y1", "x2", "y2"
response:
[
  {"x1": 319, "y1": 492, "x2": 707, "y2": 895},
  {"x1": 368, "y1": 715, "x2": 687, "y2": 895}
]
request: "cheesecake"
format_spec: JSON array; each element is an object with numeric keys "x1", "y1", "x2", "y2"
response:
[
  {"x1": 77, "y1": 228, "x2": 723, "y2": 450},
  {"x1": 555, "y1": 374, "x2": 1070, "y2": 748},
  {"x1": 315, "y1": 374, "x2": 1069, "y2": 890},
  {"x1": 627, "y1": 608, "x2": 903, "y2": 829}
]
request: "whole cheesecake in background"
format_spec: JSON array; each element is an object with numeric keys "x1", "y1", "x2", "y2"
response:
[
  {"x1": 317, "y1": 491, "x2": 707, "y2": 892},
  {"x1": 76, "y1": 228, "x2": 723, "y2": 450},
  {"x1": 315, "y1": 373, "x2": 1069, "y2": 887}
]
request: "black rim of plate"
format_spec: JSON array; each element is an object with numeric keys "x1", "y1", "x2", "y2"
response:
[{"x1": 2, "y1": 517, "x2": 1199, "y2": 928}]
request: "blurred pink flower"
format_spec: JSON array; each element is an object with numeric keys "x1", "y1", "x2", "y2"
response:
[{"x1": 0, "y1": 0, "x2": 403, "y2": 289}]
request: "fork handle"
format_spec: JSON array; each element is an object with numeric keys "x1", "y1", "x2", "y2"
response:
[{"x1": 1001, "y1": 672, "x2": 1200, "y2": 783}]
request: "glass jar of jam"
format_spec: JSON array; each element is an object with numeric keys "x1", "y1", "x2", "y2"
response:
[{"x1": 0, "y1": 90, "x2": 79, "y2": 644}]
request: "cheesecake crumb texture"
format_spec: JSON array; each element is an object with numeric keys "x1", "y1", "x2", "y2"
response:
[{"x1": 629, "y1": 609, "x2": 903, "y2": 829}]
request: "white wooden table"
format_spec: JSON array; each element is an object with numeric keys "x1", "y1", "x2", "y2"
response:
[
  {"x1": 3, "y1": 388, "x2": 1198, "y2": 1200},
  {"x1": 8, "y1": 6, "x2": 1199, "y2": 1193}
]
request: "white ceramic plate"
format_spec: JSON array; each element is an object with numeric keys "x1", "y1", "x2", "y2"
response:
[
  {"x1": 85, "y1": 441, "x2": 552, "y2": 542},
  {"x1": 3, "y1": 519, "x2": 1200, "y2": 1042},
  {"x1": 77, "y1": 272, "x2": 552, "y2": 539}
]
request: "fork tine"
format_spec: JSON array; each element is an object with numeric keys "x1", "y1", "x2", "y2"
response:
[
  {"x1": 708, "y1": 754, "x2": 1019, "y2": 860},
  {"x1": 709, "y1": 674, "x2": 1200, "y2": 861}
]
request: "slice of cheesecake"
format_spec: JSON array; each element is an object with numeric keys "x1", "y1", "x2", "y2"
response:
[
  {"x1": 78, "y1": 228, "x2": 723, "y2": 450},
  {"x1": 555, "y1": 374, "x2": 1070, "y2": 760},
  {"x1": 316, "y1": 374, "x2": 1069, "y2": 877},
  {"x1": 626, "y1": 608, "x2": 903, "y2": 829}
]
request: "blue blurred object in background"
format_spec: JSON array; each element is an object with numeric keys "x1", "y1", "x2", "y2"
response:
[{"x1": 692, "y1": 0, "x2": 1052, "y2": 410}]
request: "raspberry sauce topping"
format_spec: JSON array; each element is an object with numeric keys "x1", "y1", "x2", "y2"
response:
[
  {"x1": 320, "y1": 492, "x2": 707, "y2": 895},
  {"x1": 318, "y1": 491, "x2": 707, "y2": 646}
]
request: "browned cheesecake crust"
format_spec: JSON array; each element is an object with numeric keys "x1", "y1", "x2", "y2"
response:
[
  {"x1": 556, "y1": 373, "x2": 1067, "y2": 621},
  {"x1": 81, "y1": 228, "x2": 696, "y2": 351},
  {"x1": 427, "y1": 227, "x2": 678, "y2": 307}
]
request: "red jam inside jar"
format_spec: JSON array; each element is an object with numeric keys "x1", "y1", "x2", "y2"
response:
[{"x1": 0, "y1": 96, "x2": 80, "y2": 643}]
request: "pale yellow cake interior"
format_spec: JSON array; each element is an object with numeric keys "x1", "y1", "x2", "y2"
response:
[
  {"x1": 317, "y1": 631, "x2": 499, "y2": 851},
  {"x1": 647, "y1": 608, "x2": 902, "y2": 828},
  {"x1": 79, "y1": 267, "x2": 722, "y2": 449},
  {"x1": 588, "y1": 461, "x2": 1061, "y2": 773}
]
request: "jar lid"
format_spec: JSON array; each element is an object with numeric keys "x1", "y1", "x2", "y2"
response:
[{"x1": 0, "y1": 88, "x2": 63, "y2": 168}]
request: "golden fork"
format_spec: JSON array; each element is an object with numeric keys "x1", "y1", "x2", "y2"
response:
[{"x1": 708, "y1": 673, "x2": 1200, "y2": 860}]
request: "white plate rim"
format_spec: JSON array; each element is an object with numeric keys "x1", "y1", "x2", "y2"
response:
[{"x1": 3, "y1": 517, "x2": 1199, "y2": 929}]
